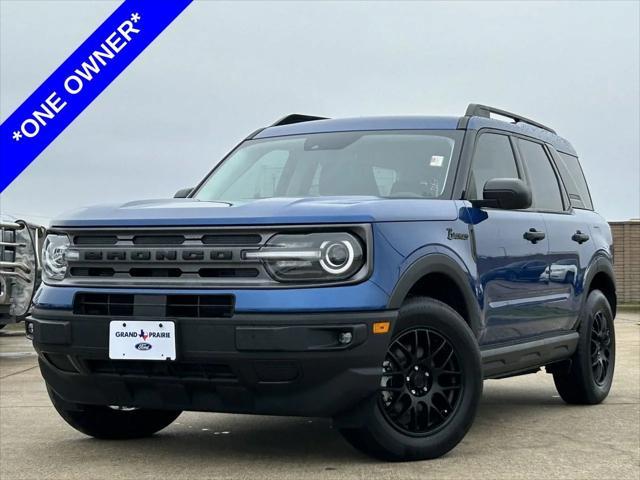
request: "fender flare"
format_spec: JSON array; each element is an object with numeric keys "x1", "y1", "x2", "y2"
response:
[
  {"x1": 387, "y1": 253, "x2": 482, "y2": 336},
  {"x1": 582, "y1": 254, "x2": 617, "y2": 318}
]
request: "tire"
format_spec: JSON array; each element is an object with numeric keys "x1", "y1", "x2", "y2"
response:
[
  {"x1": 47, "y1": 386, "x2": 181, "y2": 439},
  {"x1": 339, "y1": 297, "x2": 483, "y2": 461},
  {"x1": 553, "y1": 289, "x2": 615, "y2": 404}
]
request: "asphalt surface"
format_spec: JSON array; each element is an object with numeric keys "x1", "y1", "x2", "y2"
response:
[{"x1": 1, "y1": 312, "x2": 638, "y2": 480}]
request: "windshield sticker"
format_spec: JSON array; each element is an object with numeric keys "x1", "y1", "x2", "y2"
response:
[{"x1": 430, "y1": 155, "x2": 444, "y2": 167}]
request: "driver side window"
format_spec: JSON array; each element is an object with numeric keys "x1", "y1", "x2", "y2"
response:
[{"x1": 467, "y1": 133, "x2": 519, "y2": 200}]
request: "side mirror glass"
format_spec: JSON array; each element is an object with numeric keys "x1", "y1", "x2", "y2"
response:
[
  {"x1": 471, "y1": 178, "x2": 532, "y2": 210},
  {"x1": 174, "y1": 187, "x2": 193, "y2": 199}
]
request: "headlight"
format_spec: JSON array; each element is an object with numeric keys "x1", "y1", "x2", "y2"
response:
[
  {"x1": 245, "y1": 232, "x2": 365, "y2": 283},
  {"x1": 42, "y1": 234, "x2": 73, "y2": 281}
]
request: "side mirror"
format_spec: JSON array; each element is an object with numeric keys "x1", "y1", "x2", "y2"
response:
[
  {"x1": 471, "y1": 178, "x2": 532, "y2": 210},
  {"x1": 173, "y1": 187, "x2": 193, "y2": 199}
]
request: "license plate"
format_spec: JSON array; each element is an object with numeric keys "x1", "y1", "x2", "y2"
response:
[{"x1": 109, "y1": 321, "x2": 176, "y2": 360}]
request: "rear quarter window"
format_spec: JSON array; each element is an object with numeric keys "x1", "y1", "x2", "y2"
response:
[{"x1": 555, "y1": 152, "x2": 594, "y2": 210}]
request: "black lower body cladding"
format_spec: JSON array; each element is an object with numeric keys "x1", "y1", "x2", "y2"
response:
[{"x1": 30, "y1": 309, "x2": 398, "y2": 417}]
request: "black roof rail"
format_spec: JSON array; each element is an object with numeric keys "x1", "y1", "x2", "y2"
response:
[
  {"x1": 271, "y1": 114, "x2": 328, "y2": 127},
  {"x1": 463, "y1": 103, "x2": 556, "y2": 134}
]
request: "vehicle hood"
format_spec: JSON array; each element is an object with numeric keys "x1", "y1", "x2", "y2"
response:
[{"x1": 50, "y1": 197, "x2": 459, "y2": 228}]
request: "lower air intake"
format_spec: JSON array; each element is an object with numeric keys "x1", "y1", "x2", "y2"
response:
[{"x1": 73, "y1": 293, "x2": 235, "y2": 318}]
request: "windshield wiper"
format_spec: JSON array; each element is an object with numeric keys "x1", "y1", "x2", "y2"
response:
[{"x1": 192, "y1": 199, "x2": 234, "y2": 206}]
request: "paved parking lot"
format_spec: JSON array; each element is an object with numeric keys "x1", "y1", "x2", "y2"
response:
[{"x1": 1, "y1": 312, "x2": 638, "y2": 480}]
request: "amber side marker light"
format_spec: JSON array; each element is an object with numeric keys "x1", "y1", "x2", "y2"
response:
[{"x1": 373, "y1": 322, "x2": 390, "y2": 334}]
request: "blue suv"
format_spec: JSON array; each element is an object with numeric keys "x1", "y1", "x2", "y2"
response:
[{"x1": 30, "y1": 104, "x2": 616, "y2": 460}]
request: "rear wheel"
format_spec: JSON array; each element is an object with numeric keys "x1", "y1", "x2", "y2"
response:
[
  {"x1": 553, "y1": 289, "x2": 615, "y2": 404},
  {"x1": 339, "y1": 298, "x2": 482, "y2": 461},
  {"x1": 47, "y1": 387, "x2": 181, "y2": 439}
]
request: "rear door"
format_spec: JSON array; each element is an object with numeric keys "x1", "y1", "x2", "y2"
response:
[
  {"x1": 466, "y1": 132, "x2": 550, "y2": 346},
  {"x1": 514, "y1": 138, "x2": 587, "y2": 332},
  {"x1": 548, "y1": 146, "x2": 597, "y2": 329}
]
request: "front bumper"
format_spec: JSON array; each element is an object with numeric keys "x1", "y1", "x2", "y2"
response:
[{"x1": 29, "y1": 308, "x2": 397, "y2": 417}]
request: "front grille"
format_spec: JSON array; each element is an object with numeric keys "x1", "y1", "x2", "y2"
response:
[
  {"x1": 58, "y1": 228, "x2": 275, "y2": 287},
  {"x1": 202, "y1": 234, "x2": 262, "y2": 245},
  {"x1": 52, "y1": 225, "x2": 372, "y2": 287},
  {"x1": 199, "y1": 268, "x2": 259, "y2": 278},
  {"x1": 69, "y1": 267, "x2": 116, "y2": 277},
  {"x1": 68, "y1": 267, "x2": 261, "y2": 279},
  {"x1": 73, "y1": 292, "x2": 235, "y2": 318},
  {"x1": 86, "y1": 359, "x2": 237, "y2": 381},
  {"x1": 74, "y1": 235, "x2": 118, "y2": 245},
  {"x1": 73, "y1": 233, "x2": 262, "y2": 246}
]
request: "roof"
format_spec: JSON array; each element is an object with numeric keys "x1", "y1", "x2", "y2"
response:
[
  {"x1": 253, "y1": 114, "x2": 577, "y2": 156},
  {"x1": 255, "y1": 116, "x2": 460, "y2": 138}
]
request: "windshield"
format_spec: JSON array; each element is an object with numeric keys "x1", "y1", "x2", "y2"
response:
[{"x1": 194, "y1": 130, "x2": 463, "y2": 202}]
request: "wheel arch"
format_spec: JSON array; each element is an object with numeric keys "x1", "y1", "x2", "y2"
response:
[
  {"x1": 388, "y1": 254, "x2": 482, "y2": 337},
  {"x1": 583, "y1": 256, "x2": 617, "y2": 318}
]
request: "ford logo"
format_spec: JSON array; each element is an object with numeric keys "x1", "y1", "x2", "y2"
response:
[{"x1": 135, "y1": 342, "x2": 152, "y2": 351}]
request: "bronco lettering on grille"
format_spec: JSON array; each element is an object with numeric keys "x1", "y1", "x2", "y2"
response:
[{"x1": 83, "y1": 249, "x2": 233, "y2": 261}]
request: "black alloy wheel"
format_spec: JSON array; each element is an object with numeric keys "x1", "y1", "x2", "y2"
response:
[
  {"x1": 553, "y1": 289, "x2": 615, "y2": 405},
  {"x1": 379, "y1": 327, "x2": 463, "y2": 436},
  {"x1": 337, "y1": 298, "x2": 482, "y2": 461},
  {"x1": 590, "y1": 310, "x2": 612, "y2": 386}
]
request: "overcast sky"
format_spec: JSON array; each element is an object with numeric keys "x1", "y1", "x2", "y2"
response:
[{"x1": 1, "y1": 0, "x2": 638, "y2": 224}]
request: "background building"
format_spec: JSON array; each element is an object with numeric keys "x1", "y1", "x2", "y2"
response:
[{"x1": 610, "y1": 219, "x2": 640, "y2": 304}]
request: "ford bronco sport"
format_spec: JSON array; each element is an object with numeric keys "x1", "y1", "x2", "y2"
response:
[{"x1": 29, "y1": 104, "x2": 616, "y2": 460}]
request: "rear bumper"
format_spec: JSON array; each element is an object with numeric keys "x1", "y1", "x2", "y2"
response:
[{"x1": 29, "y1": 309, "x2": 397, "y2": 417}]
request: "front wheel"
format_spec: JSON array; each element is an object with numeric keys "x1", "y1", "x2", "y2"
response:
[
  {"x1": 47, "y1": 387, "x2": 181, "y2": 439},
  {"x1": 339, "y1": 297, "x2": 482, "y2": 461}
]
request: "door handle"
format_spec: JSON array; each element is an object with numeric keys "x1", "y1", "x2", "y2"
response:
[
  {"x1": 523, "y1": 228, "x2": 546, "y2": 244},
  {"x1": 572, "y1": 230, "x2": 590, "y2": 244}
]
